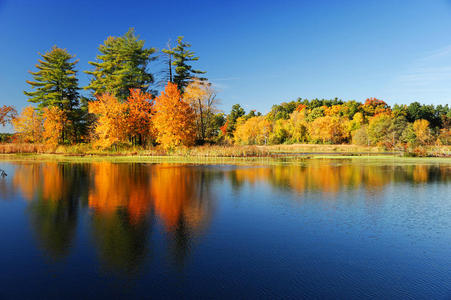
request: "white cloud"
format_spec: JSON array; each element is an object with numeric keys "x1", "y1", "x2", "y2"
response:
[{"x1": 386, "y1": 44, "x2": 451, "y2": 104}]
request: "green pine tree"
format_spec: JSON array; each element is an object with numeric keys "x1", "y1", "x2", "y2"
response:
[
  {"x1": 24, "y1": 46, "x2": 82, "y2": 143},
  {"x1": 163, "y1": 36, "x2": 206, "y2": 91},
  {"x1": 85, "y1": 28, "x2": 157, "y2": 99}
]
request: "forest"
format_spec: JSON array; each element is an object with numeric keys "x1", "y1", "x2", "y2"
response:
[{"x1": 1, "y1": 28, "x2": 450, "y2": 155}]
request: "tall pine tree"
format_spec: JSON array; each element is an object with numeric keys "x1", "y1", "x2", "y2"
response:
[
  {"x1": 85, "y1": 28, "x2": 156, "y2": 99},
  {"x1": 162, "y1": 36, "x2": 205, "y2": 91},
  {"x1": 24, "y1": 46, "x2": 82, "y2": 143}
]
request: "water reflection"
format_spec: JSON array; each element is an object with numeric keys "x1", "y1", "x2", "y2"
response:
[
  {"x1": 2, "y1": 160, "x2": 450, "y2": 272},
  {"x1": 12, "y1": 163, "x2": 88, "y2": 259},
  {"x1": 228, "y1": 161, "x2": 450, "y2": 196}
]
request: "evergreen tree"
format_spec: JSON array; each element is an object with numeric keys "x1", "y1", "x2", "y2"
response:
[
  {"x1": 226, "y1": 104, "x2": 245, "y2": 136},
  {"x1": 24, "y1": 46, "x2": 81, "y2": 143},
  {"x1": 85, "y1": 28, "x2": 156, "y2": 99},
  {"x1": 163, "y1": 36, "x2": 205, "y2": 91}
]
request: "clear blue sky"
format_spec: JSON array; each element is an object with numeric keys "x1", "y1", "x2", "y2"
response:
[{"x1": 1, "y1": 0, "x2": 451, "y2": 115}]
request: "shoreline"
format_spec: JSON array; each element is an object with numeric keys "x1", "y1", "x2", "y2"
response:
[{"x1": 0, "y1": 153, "x2": 450, "y2": 165}]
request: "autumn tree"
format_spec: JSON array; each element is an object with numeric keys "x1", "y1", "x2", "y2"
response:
[
  {"x1": 126, "y1": 88, "x2": 155, "y2": 145},
  {"x1": 362, "y1": 98, "x2": 391, "y2": 117},
  {"x1": 288, "y1": 109, "x2": 309, "y2": 143},
  {"x1": 413, "y1": 119, "x2": 432, "y2": 145},
  {"x1": 42, "y1": 106, "x2": 68, "y2": 145},
  {"x1": 24, "y1": 46, "x2": 82, "y2": 142},
  {"x1": 163, "y1": 36, "x2": 206, "y2": 91},
  {"x1": 0, "y1": 105, "x2": 17, "y2": 126},
  {"x1": 12, "y1": 106, "x2": 43, "y2": 143},
  {"x1": 367, "y1": 114, "x2": 392, "y2": 146},
  {"x1": 85, "y1": 28, "x2": 157, "y2": 99},
  {"x1": 234, "y1": 116, "x2": 271, "y2": 145},
  {"x1": 88, "y1": 94, "x2": 128, "y2": 148},
  {"x1": 308, "y1": 116, "x2": 349, "y2": 144},
  {"x1": 153, "y1": 82, "x2": 196, "y2": 149},
  {"x1": 183, "y1": 79, "x2": 220, "y2": 143}
]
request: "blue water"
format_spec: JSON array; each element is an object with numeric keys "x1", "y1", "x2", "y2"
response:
[{"x1": 0, "y1": 160, "x2": 449, "y2": 299}]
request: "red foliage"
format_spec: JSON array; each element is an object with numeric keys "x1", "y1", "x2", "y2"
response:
[
  {"x1": 295, "y1": 104, "x2": 306, "y2": 112},
  {"x1": 220, "y1": 120, "x2": 228, "y2": 136}
]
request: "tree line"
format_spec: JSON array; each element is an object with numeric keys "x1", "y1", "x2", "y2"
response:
[{"x1": 1, "y1": 28, "x2": 450, "y2": 150}]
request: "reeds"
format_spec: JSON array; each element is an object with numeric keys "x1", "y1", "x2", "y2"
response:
[{"x1": 0, "y1": 143, "x2": 448, "y2": 157}]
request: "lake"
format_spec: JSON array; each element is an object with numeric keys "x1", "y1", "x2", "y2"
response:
[{"x1": 0, "y1": 159, "x2": 450, "y2": 299}]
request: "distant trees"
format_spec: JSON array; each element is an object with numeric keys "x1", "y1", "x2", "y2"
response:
[
  {"x1": 234, "y1": 116, "x2": 271, "y2": 145},
  {"x1": 85, "y1": 28, "x2": 157, "y2": 99},
  {"x1": 225, "y1": 104, "x2": 245, "y2": 137},
  {"x1": 309, "y1": 116, "x2": 349, "y2": 144}
]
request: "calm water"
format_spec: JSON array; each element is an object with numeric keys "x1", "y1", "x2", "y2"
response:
[{"x1": 0, "y1": 160, "x2": 450, "y2": 299}]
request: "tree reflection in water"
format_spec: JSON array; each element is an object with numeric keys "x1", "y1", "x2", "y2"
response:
[{"x1": 4, "y1": 160, "x2": 449, "y2": 272}]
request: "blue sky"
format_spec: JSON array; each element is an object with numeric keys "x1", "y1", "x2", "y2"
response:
[{"x1": 1, "y1": 0, "x2": 451, "y2": 116}]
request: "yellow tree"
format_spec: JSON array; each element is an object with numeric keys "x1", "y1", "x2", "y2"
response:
[
  {"x1": 88, "y1": 93, "x2": 127, "y2": 148},
  {"x1": 42, "y1": 106, "x2": 69, "y2": 145},
  {"x1": 12, "y1": 106, "x2": 43, "y2": 143},
  {"x1": 288, "y1": 110, "x2": 309, "y2": 143},
  {"x1": 413, "y1": 119, "x2": 432, "y2": 145},
  {"x1": 308, "y1": 116, "x2": 349, "y2": 144},
  {"x1": 183, "y1": 79, "x2": 219, "y2": 142},
  {"x1": 153, "y1": 82, "x2": 196, "y2": 149},
  {"x1": 234, "y1": 116, "x2": 271, "y2": 145}
]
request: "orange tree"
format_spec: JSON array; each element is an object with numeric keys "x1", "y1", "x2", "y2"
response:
[
  {"x1": 153, "y1": 82, "x2": 196, "y2": 149},
  {"x1": 43, "y1": 106, "x2": 68, "y2": 145},
  {"x1": 126, "y1": 88, "x2": 155, "y2": 145},
  {"x1": 88, "y1": 93, "x2": 127, "y2": 148}
]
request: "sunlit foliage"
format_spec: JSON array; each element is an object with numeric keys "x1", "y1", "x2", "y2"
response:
[
  {"x1": 153, "y1": 82, "x2": 196, "y2": 149},
  {"x1": 234, "y1": 116, "x2": 271, "y2": 145},
  {"x1": 126, "y1": 88, "x2": 155, "y2": 145},
  {"x1": 12, "y1": 106, "x2": 43, "y2": 143},
  {"x1": 88, "y1": 93, "x2": 128, "y2": 148},
  {"x1": 184, "y1": 79, "x2": 220, "y2": 142},
  {"x1": 43, "y1": 106, "x2": 68, "y2": 145},
  {"x1": 308, "y1": 116, "x2": 349, "y2": 144}
]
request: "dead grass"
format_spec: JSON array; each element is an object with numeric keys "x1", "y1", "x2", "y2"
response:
[{"x1": 0, "y1": 143, "x2": 448, "y2": 157}]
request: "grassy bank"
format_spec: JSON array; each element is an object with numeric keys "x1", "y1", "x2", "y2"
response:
[
  {"x1": 0, "y1": 143, "x2": 449, "y2": 161},
  {"x1": 0, "y1": 153, "x2": 450, "y2": 166}
]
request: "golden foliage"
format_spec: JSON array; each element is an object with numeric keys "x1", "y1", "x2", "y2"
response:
[
  {"x1": 126, "y1": 88, "x2": 155, "y2": 144},
  {"x1": 308, "y1": 116, "x2": 349, "y2": 143},
  {"x1": 153, "y1": 82, "x2": 196, "y2": 149},
  {"x1": 234, "y1": 116, "x2": 272, "y2": 145},
  {"x1": 413, "y1": 119, "x2": 432, "y2": 145},
  {"x1": 43, "y1": 106, "x2": 68, "y2": 145},
  {"x1": 88, "y1": 93, "x2": 128, "y2": 148},
  {"x1": 183, "y1": 79, "x2": 219, "y2": 141},
  {"x1": 12, "y1": 106, "x2": 43, "y2": 143}
]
